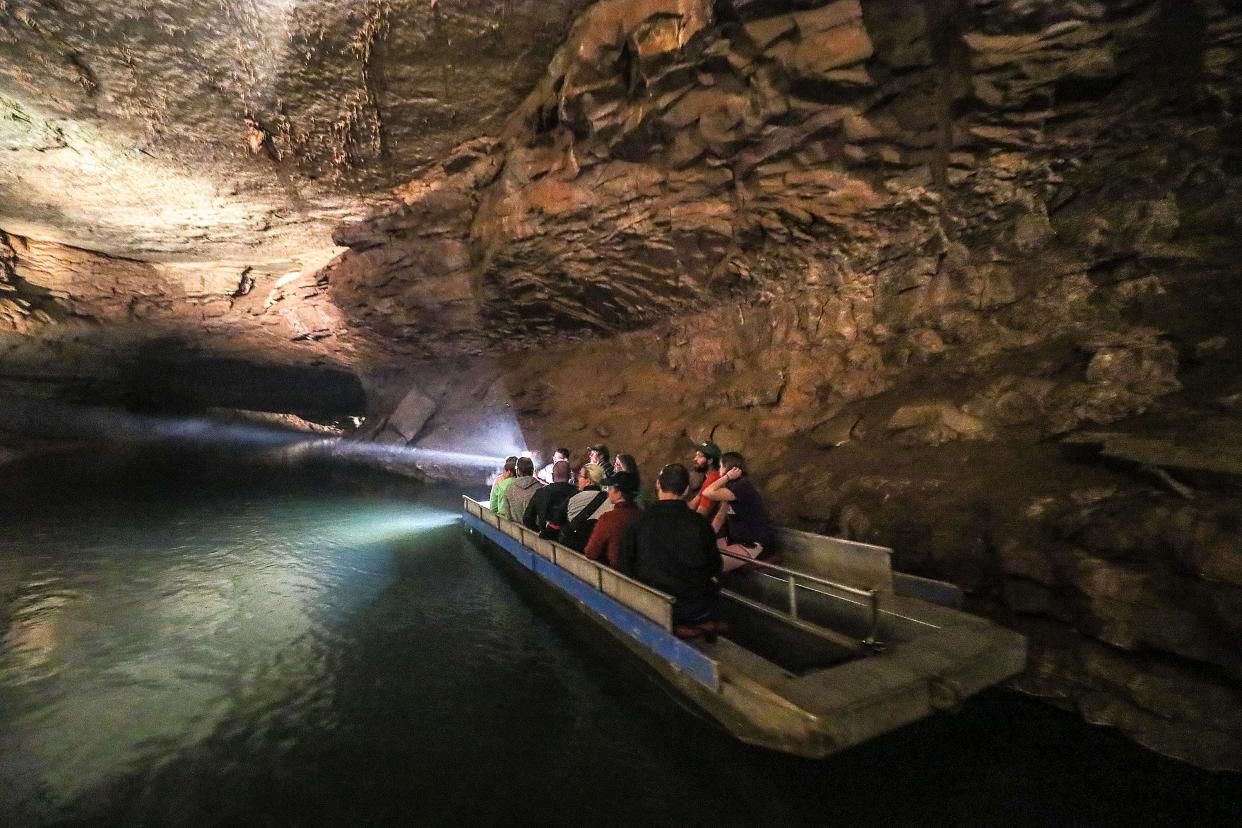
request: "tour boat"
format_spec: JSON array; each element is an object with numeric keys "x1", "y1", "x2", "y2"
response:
[{"x1": 461, "y1": 496, "x2": 1027, "y2": 758}]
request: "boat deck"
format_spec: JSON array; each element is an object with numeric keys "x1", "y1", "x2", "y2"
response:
[{"x1": 461, "y1": 496, "x2": 1026, "y2": 758}]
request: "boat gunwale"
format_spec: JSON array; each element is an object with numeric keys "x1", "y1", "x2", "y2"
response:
[{"x1": 461, "y1": 495, "x2": 1028, "y2": 758}]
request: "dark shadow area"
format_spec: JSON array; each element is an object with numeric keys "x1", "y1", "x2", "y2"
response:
[
  {"x1": 25, "y1": 501, "x2": 1240, "y2": 825},
  {"x1": 0, "y1": 330, "x2": 366, "y2": 426}
]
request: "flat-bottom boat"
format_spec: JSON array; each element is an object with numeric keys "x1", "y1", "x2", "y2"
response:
[{"x1": 461, "y1": 496, "x2": 1026, "y2": 758}]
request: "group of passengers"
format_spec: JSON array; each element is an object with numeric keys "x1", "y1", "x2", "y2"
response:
[{"x1": 486, "y1": 441, "x2": 773, "y2": 636}]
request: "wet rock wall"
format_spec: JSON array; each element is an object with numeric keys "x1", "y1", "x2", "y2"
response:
[{"x1": 340, "y1": 0, "x2": 1242, "y2": 769}]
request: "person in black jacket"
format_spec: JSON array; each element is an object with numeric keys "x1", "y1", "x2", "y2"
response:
[
  {"x1": 523, "y1": 460, "x2": 577, "y2": 534},
  {"x1": 617, "y1": 463, "x2": 721, "y2": 627}
]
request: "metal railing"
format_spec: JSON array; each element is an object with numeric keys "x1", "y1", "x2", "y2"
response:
[
  {"x1": 719, "y1": 549, "x2": 883, "y2": 646},
  {"x1": 465, "y1": 495, "x2": 882, "y2": 647}
]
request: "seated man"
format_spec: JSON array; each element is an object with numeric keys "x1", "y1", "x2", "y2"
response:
[
  {"x1": 554, "y1": 462, "x2": 613, "y2": 551},
  {"x1": 584, "y1": 471, "x2": 641, "y2": 568},
  {"x1": 617, "y1": 463, "x2": 721, "y2": 630},
  {"x1": 700, "y1": 452, "x2": 775, "y2": 572},
  {"x1": 488, "y1": 456, "x2": 517, "y2": 514},
  {"x1": 687, "y1": 440, "x2": 722, "y2": 520},
  {"x1": 588, "y1": 443, "x2": 611, "y2": 470},
  {"x1": 537, "y1": 447, "x2": 569, "y2": 484},
  {"x1": 523, "y1": 460, "x2": 577, "y2": 533},
  {"x1": 502, "y1": 456, "x2": 542, "y2": 521}
]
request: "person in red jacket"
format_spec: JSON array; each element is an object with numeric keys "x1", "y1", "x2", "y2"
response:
[{"x1": 584, "y1": 471, "x2": 641, "y2": 568}]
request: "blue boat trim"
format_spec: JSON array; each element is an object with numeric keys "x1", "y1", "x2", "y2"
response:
[{"x1": 463, "y1": 510, "x2": 720, "y2": 691}]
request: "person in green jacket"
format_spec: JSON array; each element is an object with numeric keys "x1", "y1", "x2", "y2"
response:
[
  {"x1": 489, "y1": 456, "x2": 518, "y2": 514},
  {"x1": 612, "y1": 453, "x2": 646, "y2": 508}
]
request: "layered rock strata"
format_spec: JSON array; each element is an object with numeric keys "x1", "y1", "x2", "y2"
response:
[
  {"x1": 1, "y1": 0, "x2": 1240, "y2": 770},
  {"x1": 0, "y1": 229, "x2": 365, "y2": 419},
  {"x1": 333, "y1": 0, "x2": 1242, "y2": 769}
]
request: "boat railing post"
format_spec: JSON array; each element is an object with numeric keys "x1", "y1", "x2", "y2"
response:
[
  {"x1": 864, "y1": 589, "x2": 881, "y2": 647},
  {"x1": 787, "y1": 574, "x2": 798, "y2": 619}
]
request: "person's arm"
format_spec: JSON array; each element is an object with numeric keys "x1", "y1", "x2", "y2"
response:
[
  {"x1": 701, "y1": 468, "x2": 740, "y2": 502},
  {"x1": 616, "y1": 520, "x2": 639, "y2": 575},
  {"x1": 693, "y1": 487, "x2": 717, "y2": 516},
  {"x1": 522, "y1": 493, "x2": 541, "y2": 530},
  {"x1": 549, "y1": 497, "x2": 569, "y2": 531},
  {"x1": 707, "y1": 525, "x2": 723, "y2": 579},
  {"x1": 583, "y1": 513, "x2": 609, "y2": 561},
  {"x1": 489, "y1": 476, "x2": 506, "y2": 512}
]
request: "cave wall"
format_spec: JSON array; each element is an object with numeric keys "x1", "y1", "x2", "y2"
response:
[
  {"x1": 336, "y1": 0, "x2": 1242, "y2": 769},
  {"x1": 0, "y1": 229, "x2": 367, "y2": 419},
  {"x1": 2, "y1": 0, "x2": 1240, "y2": 770}
]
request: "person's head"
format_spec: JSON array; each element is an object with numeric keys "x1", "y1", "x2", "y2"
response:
[
  {"x1": 602, "y1": 471, "x2": 639, "y2": 505},
  {"x1": 613, "y1": 453, "x2": 639, "y2": 477},
  {"x1": 656, "y1": 463, "x2": 690, "y2": 499},
  {"x1": 551, "y1": 459, "x2": 571, "y2": 483},
  {"x1": 553, "y1": 447, "x2": 569, "y2": 463},
  {"x1": 720, "y1": 452, "x2": 746, "y2": 477},
  {"x1": 578, "y1": 462, "x2": 606, "y2": 489},
  {"x1": 502, "y1": 456, "x2": 518, "y2": 477},
  {"x1": 589, "y1": 443, "x2": 610, "y2": 466},
  {"x1": 692, "y1": 441, "x2": 721, "y2": 474},
  {"x1": 515, "y1": 456, "x2": 534, "y2": 477}
]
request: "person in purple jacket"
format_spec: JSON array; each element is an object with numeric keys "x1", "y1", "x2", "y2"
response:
[{"x1": 700, "y1": 451, "x2": 775, "y2": 572}]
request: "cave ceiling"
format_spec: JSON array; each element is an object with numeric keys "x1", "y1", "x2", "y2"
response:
[
  {"x1": 2, "y1": 0, "x2": 1241, "y2": 374},
  {"x1": 4, "y1": 0, "x2": 1242, "y2": 775},
  {"x1": 0, "y1": 0, "x2": 591, "y2": 262}
]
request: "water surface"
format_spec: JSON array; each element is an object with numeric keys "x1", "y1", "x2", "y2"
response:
[{"x1": 1, "y1": 451, "x2": 1238, "y2": 825}]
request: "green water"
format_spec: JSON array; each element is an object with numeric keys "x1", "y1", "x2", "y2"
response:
[{"x1": 0, "y1": 451, "x2": 1238, "y2": 826}]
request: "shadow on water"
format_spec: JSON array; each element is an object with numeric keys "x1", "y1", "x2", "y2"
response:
[{"x1": 1, "y1": 453, "x2": 1239, "y2": 826}]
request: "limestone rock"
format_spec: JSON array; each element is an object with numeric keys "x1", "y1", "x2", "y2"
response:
[
  {"x1": 886, "y1": 401, "x2": 996, "y2": 445},
  {"x1": 385, "y1": 386, "x2": 438, "y2": 442}
]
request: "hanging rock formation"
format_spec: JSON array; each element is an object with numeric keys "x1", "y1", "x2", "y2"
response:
[{"x1": 331, "y1": 0, "x2": 1242, "y2": 770}]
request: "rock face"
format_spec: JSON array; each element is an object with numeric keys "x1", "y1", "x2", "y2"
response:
[
  {"x1": 2, "y1": 0, "x2": 1242, "y2": 770},
  {"x1": 0, "y1": 0, "x2": 592, "y2": 261},
  {"x1": 328, "y1": 0, "x2": 1242, "y2": 770},
  {"x1": 0, "y1": 228, "x2": 366, "y2": 418}
]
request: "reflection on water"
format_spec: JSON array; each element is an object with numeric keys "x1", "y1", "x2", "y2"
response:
[
  {"x1": 1, "y1": 452, "x2": 1240, "y2": 826},
  {"x1": 1, "y1": 485, "x2": 457, "y2": 816}
]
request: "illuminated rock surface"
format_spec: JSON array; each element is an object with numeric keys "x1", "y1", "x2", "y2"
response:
[{"x1": 2, "y1": 0, "x2": 1242, "y2": 770}]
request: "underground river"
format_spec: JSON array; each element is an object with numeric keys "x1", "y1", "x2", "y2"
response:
[{"x1": 1, "y1": 450, "x2": 1238, "y2": 825}]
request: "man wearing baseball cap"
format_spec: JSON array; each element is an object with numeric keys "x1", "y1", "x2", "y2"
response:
[
  {"x1": 688, "y1": 440, "x2": 723, "y2": 520},
  {"x1": 584, "y1": 470, "x2": 642, "y2": 568}
]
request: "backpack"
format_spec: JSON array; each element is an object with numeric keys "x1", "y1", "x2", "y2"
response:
[{"x1": 558, "y1": 492, "x2": 608, "y2": 553}]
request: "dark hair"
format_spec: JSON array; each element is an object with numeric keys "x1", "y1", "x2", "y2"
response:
[
  {"x1": 657, "y1": 463, "x2": 690, "y2": 497},
  {"x1": 720, "y1": 452, "x2": 746, "y2": 475},
  {"x1": 503, "y1": 456, "x2": 518, "y2": 474},
  {"x1": 516, "y1": 456, "x2": 534, "y2": 476},
  {"x1": 555, "y1": 447, "x2": 570, "y2": 458},
  {"x1": 552, "y1": 460, "x2": 571, "y2": 482},
  {"x1": 590, "y1": 443, "x2": 610, "y2": 463},
  {"x1": 615, "y1": 453, "x2": 639, "y2": 477}
]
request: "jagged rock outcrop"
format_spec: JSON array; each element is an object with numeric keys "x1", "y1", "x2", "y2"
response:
[
  {"x1": 2, "y1": 0, "x2": 1241, "y2": 770},
  {"x1": 0, "y1": 0, "x2": 593, "y2": 260},
  {"x1": 0, "y1": 229, "x2": 367, "y2": 419},
  {"x1": 335, "y1": 0, "x2": 1242, "y2": 769}
]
